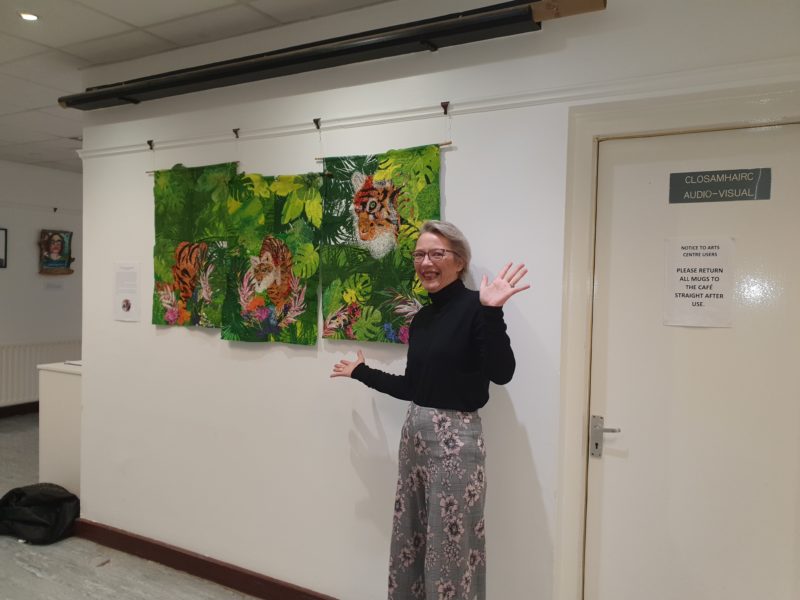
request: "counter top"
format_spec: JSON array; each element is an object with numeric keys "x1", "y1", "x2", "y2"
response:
[{"x1": 37, "y1": 361, "x2": 82, "y2": 376}]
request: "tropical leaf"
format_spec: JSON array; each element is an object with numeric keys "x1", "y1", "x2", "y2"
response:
[
  {"x1": 304, "y1": 195, "x2": 323, "y2": 228},
  {"x1": 292, "y1": 243, "x2": 319, "y2": 278},
  {"x1": 412, "y1": 274, "x2": 427, "y2": 298},
  {"x1": 227, "y1": 197, "x2": 243, "y2": 214},
  {"x1": 246, "y1": 173, "x2": 273, "y2": 199},
  {"x1": 271, "y1": 176, "x2": 303, "y2": 196},
  {"x1": 414, "y1": 183, "x2": 441, "y2": 221},
  {"x1": 375, "y1": 146, "x2": 438, "y2": 196},
  {"x1": 397, "y1": 223, "x2": 419, "y2": 257},
  {"x1": 342, "y1": 273, "x2": 372, "y2": 304},
  {"x1": 229, "y1": 172, "x2": 254, "y2": 202},
  {"x1": 196, "y1": 164, "x2": 234, "y2": 205},
  {"x1": 281, "y1": 192, "x2": 305, "y2": 224},
  {"x1": 352, "y1": 306, "x2": 383, "y2": 341},
  {"x1": 322, "y1": 278, "x2": 344, "y2": 314},
  {"x1": 221, "y1": 325, "x2": 241, "y2": 341},
  {"x1": 285, "y1": 219, "x2": 313, "y2": 253}
]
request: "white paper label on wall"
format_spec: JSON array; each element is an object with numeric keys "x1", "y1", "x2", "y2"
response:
[
  {"x1": 664, "y1": 238, "x2": 734, "y2": 327},
  {"x1": 114, "y1": 262, "x2": 140, "y2": 322}
]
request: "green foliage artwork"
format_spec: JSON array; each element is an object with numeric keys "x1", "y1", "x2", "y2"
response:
[
  {"x1": 321, "y1": 145, "x2": 440, "y2": 344},
  {"x1": 220, "y1": 173, "x2": 321, "y2": 345},
  {"x1": 152, "y1": 163, "x2": 238, "y2": 328}
]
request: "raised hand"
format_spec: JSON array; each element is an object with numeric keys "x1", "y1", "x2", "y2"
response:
[
  {"x1": 479, "y1": 262, "x2": 530, "y2": 307},
  {"x1": 330, "y1": 349, "x2": 366, "y2": 378}
]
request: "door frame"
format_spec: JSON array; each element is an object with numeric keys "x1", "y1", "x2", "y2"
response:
[{"x1": 556, "y1": 82, "x2": 800, "y2": 600}]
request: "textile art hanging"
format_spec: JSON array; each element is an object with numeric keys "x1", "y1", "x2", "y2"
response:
[
  {"x1": 152, "y1": 162, "x2": 237, "y2": 327},
  {"x1": 220, "y1": 173, "x2": 322, "y2": 345},
  {"x1": 38, "y1": 229, "x2": 75, "y2": 275},
  {"x1": 321, "y1": 144, "x2": 440, "y2": 344}
]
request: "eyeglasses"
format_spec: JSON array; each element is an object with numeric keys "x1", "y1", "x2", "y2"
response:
[{"x1": 411, "y1": 249, "x2": 460, "y2": 263}]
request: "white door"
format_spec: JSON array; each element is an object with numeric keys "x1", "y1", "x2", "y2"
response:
[{"x1": 584, "y1": 124, "x2": 800, "y2": 599}]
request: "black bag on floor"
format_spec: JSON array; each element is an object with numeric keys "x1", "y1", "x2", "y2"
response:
[{"x1": 0, "y1": 483, "x2": 80, "y2": 544}]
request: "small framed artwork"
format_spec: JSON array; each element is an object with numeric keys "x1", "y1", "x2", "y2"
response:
[
  {"x1": 0, "y1": 228, "x2": 6, "y2": 268},
  {"x1": 38, "y1": 229, "x2": 75, "y2": 275}
]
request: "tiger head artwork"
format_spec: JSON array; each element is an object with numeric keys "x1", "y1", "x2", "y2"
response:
[
  {"x1": 350, "y1": 172, "x2": 402, "y2": 259},
  {"x1": 250, "y1": 236, "x2": 293, "y2": 313}
]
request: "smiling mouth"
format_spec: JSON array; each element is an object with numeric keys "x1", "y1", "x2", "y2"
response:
[{"x1": 420, "y1": 270, "x2": 440, "y2": 281}]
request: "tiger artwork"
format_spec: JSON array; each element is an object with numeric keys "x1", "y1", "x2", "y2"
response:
[
  {"x1": 350, "y1": 172, "x2": 402, "y2": 259},
  {"x1": 172, "y1": 241, "x2": 208, "y2": 302},
  {"x1": 250, "y1": 236, "x2": 294, "y2": 313}
]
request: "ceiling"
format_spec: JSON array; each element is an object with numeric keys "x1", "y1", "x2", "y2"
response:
[{"x1": 0, "y1": 0, "x2": 397, "y2": 173}]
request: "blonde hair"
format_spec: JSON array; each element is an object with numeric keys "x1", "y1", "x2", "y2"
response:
[{"x1": 420, "y1": 220, "x2": 471, "y2": 279}]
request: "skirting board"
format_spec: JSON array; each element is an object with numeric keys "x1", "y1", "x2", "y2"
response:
[
  {"x1": 0, "y1": 401, "x2": 38, "y2": 419},
  {"x1": 74, "y1": 519, "x2": 337, "y2": 600}
]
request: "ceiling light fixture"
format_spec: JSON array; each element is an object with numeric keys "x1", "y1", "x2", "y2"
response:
[{"x1": 19, "y1": 12, "x2": 39, "y2": 21}]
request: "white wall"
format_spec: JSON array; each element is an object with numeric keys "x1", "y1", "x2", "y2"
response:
[
  {"x1": 0, "y1": 160, "x2": 82, "y2": 346},
  {"x1": 78, "y1": 1, "x2": 800, "y2": 599}
]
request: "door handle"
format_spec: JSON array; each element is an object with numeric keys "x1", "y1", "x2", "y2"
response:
[{"x1": 590, "y1": 415, "x2": 621, "y2": 458}]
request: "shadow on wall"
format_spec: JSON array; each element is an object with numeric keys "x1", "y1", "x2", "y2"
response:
[
  {"x1": 483, "y1": 386, "x2": 553, "y2": 599},
  {"x1": 349, "y1": 401, "x2": 398, "y2": 536}
]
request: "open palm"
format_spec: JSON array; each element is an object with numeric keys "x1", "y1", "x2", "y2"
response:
[{"x1": 480, "y1": 263, "x2": 530, "y2": 307}]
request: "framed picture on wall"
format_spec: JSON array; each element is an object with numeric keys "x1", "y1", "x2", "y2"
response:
[
  {"x1": 0, "y1": 228, "x2": 6, "y2": 268},
  {"x1": 38, "y1": 229, "x2": 75, "y2": 275}
]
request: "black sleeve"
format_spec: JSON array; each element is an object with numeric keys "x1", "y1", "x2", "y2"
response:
[
  {"x1": 351, "y1": 362, "x2": 414, "y2": 401},
  {"x1": 475, "y1": 305, "x2": 516, "y2": 384},
  {"x1": 350, "y1": 317, "x2": 416, "y2": 400}
]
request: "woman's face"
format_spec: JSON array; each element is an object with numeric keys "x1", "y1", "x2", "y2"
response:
[
  {"x1": 414, "y1": 232, "x2": 464, "y2": 293},
  {"x1": 49, "y1": 237, "x2": 63, "y2": 254}
]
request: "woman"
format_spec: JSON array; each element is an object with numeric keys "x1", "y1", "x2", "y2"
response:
[
  {"x1": 331, "y1": 220, "x2": 528, "y2": 600},
  {"x1": 46, "y1": 234, "x2": 63, "y2": 261}
]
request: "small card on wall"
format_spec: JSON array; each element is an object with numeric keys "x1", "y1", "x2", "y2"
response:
[
  {"x1": 114, "y1": 262, "x2": 140, "y2": 322},
  {"x1": 664, "y1": 238, "x2": 734, "y2": 328}
]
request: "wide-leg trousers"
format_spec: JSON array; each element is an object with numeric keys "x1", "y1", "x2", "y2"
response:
[{"x1": 388, "y1": 403, "x2": 486, "y2": 600}]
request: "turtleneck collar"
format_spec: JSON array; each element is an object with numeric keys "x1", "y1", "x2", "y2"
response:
[{"x1": 429, "y1": 278, "x2": 466, "y2": 307}]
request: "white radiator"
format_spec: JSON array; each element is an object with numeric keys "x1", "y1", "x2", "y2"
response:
[{"x1": 0, "y1": 341, "x2": 81, "y2": 407}]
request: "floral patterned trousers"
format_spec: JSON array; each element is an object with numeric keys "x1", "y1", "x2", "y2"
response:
[{"x1": 388, "y1": 403, "x2": 486, "y2": 600}]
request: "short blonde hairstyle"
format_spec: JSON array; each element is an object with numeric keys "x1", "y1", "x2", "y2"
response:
[{"x1": 420, "y1": 220, "x2": 471, "y2": 279}]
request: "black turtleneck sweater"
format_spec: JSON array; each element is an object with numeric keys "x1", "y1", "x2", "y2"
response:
[{"x1": 351, "y1": 279, "x2": 516, "y2": 412}]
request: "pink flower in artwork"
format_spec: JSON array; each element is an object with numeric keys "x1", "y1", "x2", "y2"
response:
[
  {"x1": 398, "y1": 325, "x2": 410, "y2": 344},
  {"x1": 255, "y1": 306, "x2": 270, "y2": 321},
  {"x1": 164, "y1": 307, "x2": 180, "y2": 324}
]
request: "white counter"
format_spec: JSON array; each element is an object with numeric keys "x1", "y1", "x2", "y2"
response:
[{"x1": 37, "y1": 361, "x2": 82, "y2": 496}]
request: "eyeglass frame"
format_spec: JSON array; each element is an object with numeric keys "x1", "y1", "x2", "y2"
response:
[{"x1": 410, "y1": 248, "x2": 461, "y2": 263}]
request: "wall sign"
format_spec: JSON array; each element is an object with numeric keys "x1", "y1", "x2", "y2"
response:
[
  {"x1": 114, "y1": 262, "x2": 141, "y2": 322},
  {"x1": 669, "y1": 168, "x2": 770, "y2": 203},
  {"x1": 664, "y1": 238, "x2": 734, "y2": 328}
]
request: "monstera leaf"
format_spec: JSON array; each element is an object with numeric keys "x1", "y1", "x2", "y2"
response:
[
  {"x1": 304, "y1": 193, "x2": 323, "y2": 228},
  {"x1": 281, "y1": 192, "x2": 305, "y2": 224},
  {"x1": 342, "y1": 273, "x2": 372, "y2": 304},
  {"x1": 292, "y1": 243, "x2": 320, "y2": 278},
  {"x1": 352, "y1": 306, "x2": 383, "y2": 341}
]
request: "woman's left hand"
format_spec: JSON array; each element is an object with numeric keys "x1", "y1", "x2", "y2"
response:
[{"x1": 480, "y1": 262, "x2": 530, "y2": 307}]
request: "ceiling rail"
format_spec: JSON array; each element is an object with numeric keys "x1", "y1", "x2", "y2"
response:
[{"x1": 58, "y1": 0, "x2": 605, "y2": 111}]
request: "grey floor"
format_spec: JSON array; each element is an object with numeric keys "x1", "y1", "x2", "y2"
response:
[{"x1": 0, "y1": 413, "x2": 254, "y2": 600}]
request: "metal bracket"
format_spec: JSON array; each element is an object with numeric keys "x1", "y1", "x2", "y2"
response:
[{"x1": 590, "y1": 415, "x2": 621, "y2": 458}]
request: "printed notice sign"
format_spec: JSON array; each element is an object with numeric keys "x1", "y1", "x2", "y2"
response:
[
  {"x1": 114, "y1": 262, "x2": 141, "y2": 322},
  {"x1": 669, "y1": 168, "x2": 770, "y2": 203},
  {"x1": 664, "y1": 238, "x2": 734, "y2": 327}
]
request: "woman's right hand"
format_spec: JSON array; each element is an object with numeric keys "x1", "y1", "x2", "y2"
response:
[{"x1": 330, "y1": 350, "x2": 365, "y2": 378}]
